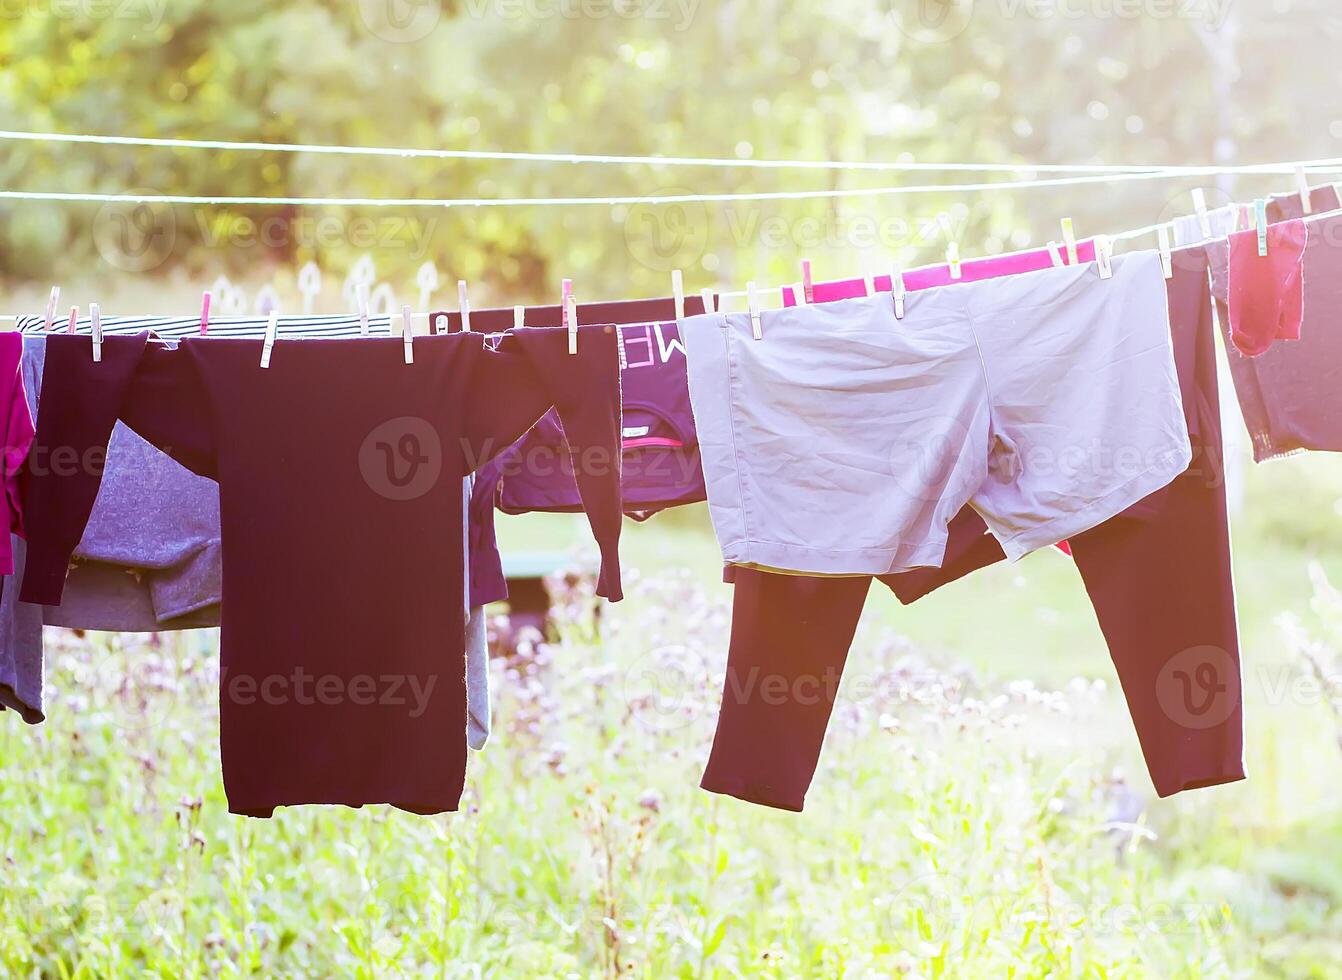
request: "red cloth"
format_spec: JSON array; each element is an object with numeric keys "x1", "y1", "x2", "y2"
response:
[{"x1": 1226, "y1": 219, "x2": 1306, "y2": 356}]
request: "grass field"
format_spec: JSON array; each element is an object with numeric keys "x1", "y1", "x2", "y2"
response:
[{"x1": 3, "y1": 444, "x2": 1342, "y2": 977}]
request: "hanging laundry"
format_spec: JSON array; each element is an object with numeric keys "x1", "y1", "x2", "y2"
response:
[
  {"x1": 22, "y1": 328, "x2": 623, "y2": 817},
  {"x1": 1171, "y1": 203, "x2": 1245, "y2": 247},
  {"x1": 0, "y1": 332, "x2": 36, "y2": 722},
  {"x1": 12, "y1": 323, "x2": 494, "y2": 744},
  {"x1": 478, "y1": 321, "x2": 703, "y2": 517},
  {"x1": 681, "y1": 253, "x2": 1190, "y2": 577},
  {"x1": 699, "y1": 243, "x2": 1241, "y2": 810},
  {"x1": 0, "y1": 334, "x2": 33, "y2": 579},
  {"x1": 1214, "y1": 189, "x2": 1342, "y2": 460},
  {"x1": 1222, "y1": 220, "x2": 1307, "y2": 357},
  {"x1": 438, "y1": 294, "x2": 714, "y2": 609}
]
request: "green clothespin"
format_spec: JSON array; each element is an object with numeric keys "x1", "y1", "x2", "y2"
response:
[{"x1": 1255, "y1": 198, "x2": 1268, "y2": 257}]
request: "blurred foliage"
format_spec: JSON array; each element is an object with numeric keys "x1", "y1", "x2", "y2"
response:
[{"x1": 1, "y1": 0, "x2": 1341, "y2": 304}]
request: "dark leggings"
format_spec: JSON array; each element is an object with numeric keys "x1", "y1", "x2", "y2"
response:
[{"x1": 701, "y1": 249, "x2": 1244, "y2": 809}]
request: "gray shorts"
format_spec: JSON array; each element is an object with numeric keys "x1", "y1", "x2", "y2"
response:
[{"x1": 681, "y1": 251, "x2": 1191, "y2": 575}]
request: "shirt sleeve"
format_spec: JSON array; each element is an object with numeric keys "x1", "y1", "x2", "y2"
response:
[
  {"x1": 457, "y1": 325, "x2": 625, "y2": 602},
  {"x1": 20, "y1": 334, "x2": 216, "y2": 605}
]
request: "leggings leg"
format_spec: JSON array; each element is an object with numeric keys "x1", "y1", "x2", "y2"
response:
[{"x1": 700, "y1": 569, "x2": 871, "y2": 810}]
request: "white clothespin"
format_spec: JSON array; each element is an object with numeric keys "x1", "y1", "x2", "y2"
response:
[
  {"x1": 800, "y1": 259, "x2": 814, "y2": 304},
  {"x1": 890, "y1": 264, "x2": 906, "y2": 319},
  {"x1": 66, "y1": 306, "x2": 78, "y2": 334},
  {"x1": 43, "y1": 286, "x2": 59, "y2": 331},
  {"x1": 513, "y1": 305, "x2": 525, "y2": 330},
  {"x1": 946, "y1": 242, "x2": 962, "y2": 280},
  {"x1": 401, "y1": 305, "x2": 415, "y2": 364},
  {"x1": 297, "y1": 261, "x2": 321, "y2": 314},
  {"x1": 1060, "y1": 218, "x2": 1078, "y2": 265},
  {"x1": 260, "y1": 310, "x2": 279, "y2": 368},
  {"x1": 1191, "y1": 188, "x2": 1211, "y2": 240},
  {"x1": 1095, "y1": 236, "x2": 1114, "y2": 280},
  {"x1": 90, "y1": 302, "x2": 103, "y2": 362},
  {"x1": 700, "y1": 287, "x2": 715, "y2": 314},
  {"x1": 1255, "y1": 198, "x2": 1269, "y2": 257},
  {"x1": 1296, "y1": 166, "x2": 1313, "y2": 215},
  {"x1": 1157, "y1": 224, "x2": 1174, "y2": 279},
  {"x1": 357, "y1": 282, "x2": 370, "y2": 337},
  {"x1": 792, "y1": 282, "x2": 808, "y2": 306},
  {"x1": 671, "y1": 269, "x2": 685, "y2": 320},
  {"x1": 431, "y1": 313, "x2": 447, "y2": 335},
  {"x1": 1045, "y1": 241, "x2": 1064, "y2": 268},
  {"x1": 417, "y1": 261, "x2": 440, "y2": 312},
  {"x1": 199, "y1": 291, "x2": 211, "y2": 337},
  {"x1": 861, "y1": 257, "x2": 876, "y2": 297},
  {"x1": 457, "y1": 279, "x2": 472, "y2": 333},
  {"x1": 561, "y1": 278, "x2": 578, "y2": 354},
  {"x1": 747, "y1": 281, "x2": 762, "y2": 340}
]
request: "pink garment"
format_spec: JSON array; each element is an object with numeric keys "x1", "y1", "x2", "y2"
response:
[
  {"x1": 0, "y1": 332, "x2": 34, "y2": 574},
  {"x1": 1226, "y1": 219, "x2": 1307, "y2": 357},
  {"x1": 782, "y1": 240, "x2": 1099, "y2": 306}
]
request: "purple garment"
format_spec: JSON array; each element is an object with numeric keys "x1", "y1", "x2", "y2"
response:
[{"x1": 1215, "y1": 191, "x2": 1342, "y2": 460}]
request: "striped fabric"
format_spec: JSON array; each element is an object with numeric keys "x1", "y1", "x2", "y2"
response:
[{"x1": 16, "y1": 313, "x2": 402, "y2": 339}]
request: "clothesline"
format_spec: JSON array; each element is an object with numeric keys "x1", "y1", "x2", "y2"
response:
[
  {"x1": 4, "y1": 165, "x2": 1342, "y2": 210},
  {"x1": 6, "y1": 130, "x2": 1342, "y2": 179}
]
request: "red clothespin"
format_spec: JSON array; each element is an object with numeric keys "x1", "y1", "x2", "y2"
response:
[{"x1": 199, "y1": 291, "x2": 212, "y2": 337}]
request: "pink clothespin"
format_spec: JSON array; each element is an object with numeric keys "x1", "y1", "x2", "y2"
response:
[
  {"x1": 66, "y1": 306, "x2": 79, "y2": 334},
  {"x1": 199, "y1": 291, "x2": 212, "y2": 337},
  {"x1": 800, "y1": 259, "x2": 814, "y2": 304}
]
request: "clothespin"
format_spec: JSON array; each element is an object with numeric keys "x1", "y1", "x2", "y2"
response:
[
  {"x1": 513, "y1": 305, "x2": 525, "y2": 330},
  {"x1": 1156, "y1": 224, "x2": 1173, "y2": 279},
  {"x1": 861, "y1": 257, "x2": 876, "y2": 297},
  {"x1": 90, "y1": 302, "x2": 102, "y2": 363},
  {"x1": 260, "y1": 310, "x2": 279, "y2": 368},
  {"x1": 199, "y1": 291, "x2": 211, "y2": 337},
  {"x1": 66, "y1": 306, "x2": 78, "y2": 334},
  {"x1": 297, "y1": 261, "x2": 321, "y2": 315},
  {"x1": 671, "y1": 269, "x2": 685, "y2": 320},
  {"x1": 792, "y1": 281, "x2": 808, "y2": 306},
  {"x1": 43, "y1": 286, "x2": 59, "y2": 331},
  {"x1": 1255, "y1": 198, "x2": 1268, "y2": 256},
  {"x1": 560, "y1": 279, "x2": 575, "y2": 353},
  {"x1": 700, "y1": 287, "x2": 715, "y2": 314},
  {"x1": 1192, "y1": 188, "x2": 1211, "y2": 240},
  {"x1": 401, "y1": 305, "x2": 415, "y2": 364},
  {"x1": 565, "y1": 293, "x2": 579, "y2": 355},
  {"x1": 1095, "y1": 235, "x2": 1113, "y2": 280},
  {"x1": 800, "y1": 259, "x2": 814, "y2": 304},
  {"x1": 1060, "y1": 218, "x2": 1078, "y2": 265},
  {"x1": 747, "y1": 281, "x2": 762, "y2": 339},
  {"x1": 890, "y1": 264, "x2": 906, "y2": 319},
  {"x1": 357, "y1": 283, "x2": 370, "y2": 337},
  {"x1": 417, "y1": 262, "x2": 439, "y2": 311},
  {"x1": 1296, "y1": 166, "x2": 1313, "y2": 215},
  {"x1": 457, "y1": 280, "x2": 472, "y2": 333},
  {"x1": 1045, "y1": 241, "x2": 1064, "y2": 268},
  {"x1": 431, "y1": 313, "x2": 447, "y2": 335}
]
